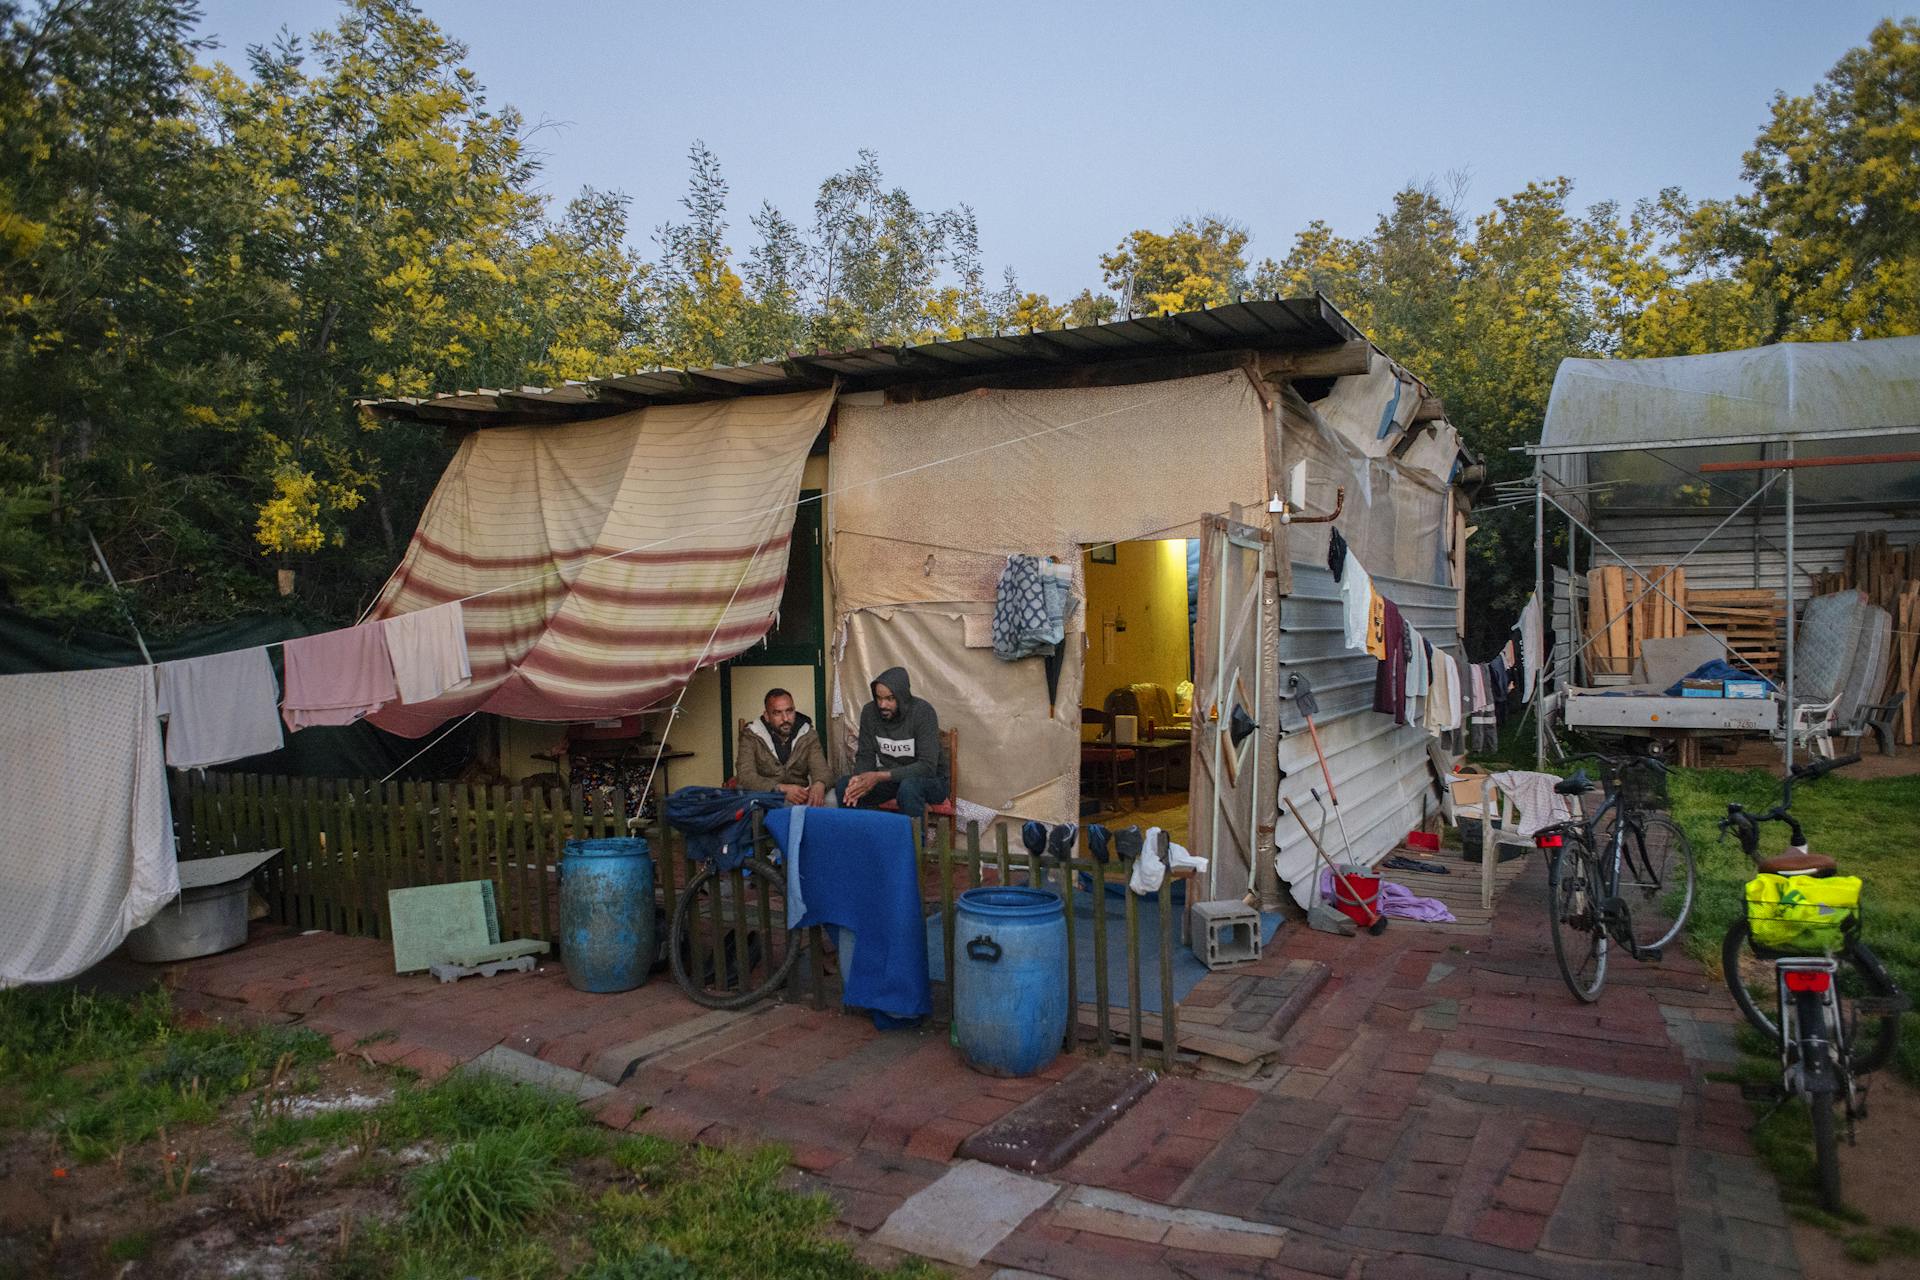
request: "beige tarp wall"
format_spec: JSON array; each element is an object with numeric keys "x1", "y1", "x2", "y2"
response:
[{"x1": 828, "y1": 371, "x2": 1269, "y2": 820}]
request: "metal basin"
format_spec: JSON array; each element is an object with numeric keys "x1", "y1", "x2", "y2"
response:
[{"x1": 126, "y1": 878, "x2": 250, "y2": 963}]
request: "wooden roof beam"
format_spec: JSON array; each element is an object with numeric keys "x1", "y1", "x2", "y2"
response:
[
  {"x1": 1261, "y1": 340, "x2": 1373, "y2": 381},
  {"x1": 1413, "y1": 395, "x2": 1446, "y2": 424}
]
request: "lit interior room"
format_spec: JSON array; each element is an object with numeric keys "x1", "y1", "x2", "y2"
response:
[{"x1": 1079, "y1": 538, "x2": 1197, "y2": 839}]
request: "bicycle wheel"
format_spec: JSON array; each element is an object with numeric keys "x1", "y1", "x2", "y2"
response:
[
  {"x1": 669, "y1": 856, "x2": 803, "y2": 1010},
  {"x1": 1607, "y1": 813, "x2": 1696, "y2": 952},
  {"x1": 1796, "y1": 988, "x2": 1845, "y2": 1211},
  {"x1": 1548, "y1": 837, "x2": 1608, "y2": 1002},
  {"x1": 1721, "y1": 922, "x2": 1903, "y2": 1073}
]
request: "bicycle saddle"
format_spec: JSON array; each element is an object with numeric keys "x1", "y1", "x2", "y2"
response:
[
  {"x1": 1757, "y1": 849, "x2": 1837, "y2": 875},
  {"x1": 1554, "y1": 770, "x2": 1596, "y2": 797}
]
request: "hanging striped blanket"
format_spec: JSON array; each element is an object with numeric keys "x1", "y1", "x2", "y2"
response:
[{"x1": 367, "y1": 390, "x2": 832, "y2": 735}]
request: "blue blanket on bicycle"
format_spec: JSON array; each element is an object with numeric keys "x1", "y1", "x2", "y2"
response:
[
  {"x1": 664, "y1": 786, "x2": 787, "y2": 873},
  {"x1": 765, "y1": 806, "x2": 929, "y2": 1025}
]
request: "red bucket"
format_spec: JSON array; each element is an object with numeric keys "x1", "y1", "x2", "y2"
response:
[{"x1": 1331, "y1": 866, "x2": 1380, "y2": 927}]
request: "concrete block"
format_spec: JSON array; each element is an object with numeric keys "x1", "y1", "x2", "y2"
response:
[{"x1": 465, "y1": 1043, "x2": 612, "y2": 1100}]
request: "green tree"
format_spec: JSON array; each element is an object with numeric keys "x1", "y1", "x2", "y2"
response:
[
  {"x1": 1685, "y1": 18, "x2": 1920, "y2": 343},
  {"x1": 1100, "y1": 215, "x2": 1249, "y2": 315},
  {"x1": 0, "y1": 0, "x2": 242, "y2": 622}
]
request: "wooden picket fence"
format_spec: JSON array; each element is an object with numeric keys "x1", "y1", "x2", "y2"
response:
[{"x1": 173, "y1": 771, "x2": 1177, "y2": 1069}]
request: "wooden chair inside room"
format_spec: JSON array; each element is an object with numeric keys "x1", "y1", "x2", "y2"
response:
[{"x1": 1079, "y1": 708, "x2": 1139, "y2": 813}]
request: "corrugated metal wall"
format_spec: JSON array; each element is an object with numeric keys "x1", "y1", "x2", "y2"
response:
[
  {"x1": 1272, "y1": 565, "x2": 1460, "y2": 907},
  {"x1": 1588, "y1": 509, "x2": 1920, "y2": 592}
]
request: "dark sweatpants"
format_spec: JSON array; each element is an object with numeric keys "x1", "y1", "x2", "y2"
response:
[{"x1": 834, "y1": 773, "x2": 950, "y2": 820}]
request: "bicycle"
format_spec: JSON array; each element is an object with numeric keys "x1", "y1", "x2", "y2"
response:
[
  {"x1": 1535, "y1": 752, "x2": 1698, "y2": 1003},
  {"x1": 659, "y1": 791, "x2": 810, "y2": 1010},
  {"x1": 1716, "y1": 753, "x2": 1910, "y2": 1209}
]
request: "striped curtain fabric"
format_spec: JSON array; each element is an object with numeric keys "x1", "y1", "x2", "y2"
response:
[{"x1": 367, "y1": 390, "x2": 832, "y2": 736}]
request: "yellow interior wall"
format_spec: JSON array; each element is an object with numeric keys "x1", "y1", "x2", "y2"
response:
[{"x1": 1080, "y1": 539, "x2": 1191, "y2": 714}]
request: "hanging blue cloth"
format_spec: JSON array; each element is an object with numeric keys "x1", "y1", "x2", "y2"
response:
[
  {"x1": 765, "y1": 806, "x2": 931, "y2": 1027},
  {"x1": 664, "y1": 786, "x2": 786, "y2": 873}
]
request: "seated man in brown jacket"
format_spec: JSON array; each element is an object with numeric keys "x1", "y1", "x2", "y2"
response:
[{"x1": 735, "y1": 688, "x2": 830, "y2": 805}]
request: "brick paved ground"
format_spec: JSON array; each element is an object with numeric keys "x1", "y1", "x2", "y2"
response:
[{"x1": 152, "y1": 854, "x2": 1798, "y2": 1279}]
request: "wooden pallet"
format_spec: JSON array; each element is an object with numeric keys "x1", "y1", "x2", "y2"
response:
[{"x1": 1584, "y1": 563, "x2": 1687, "y2": 679}]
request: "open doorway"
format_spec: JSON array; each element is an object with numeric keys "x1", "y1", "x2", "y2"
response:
[{"x1": 1079, "y1": 538, "x2": 1197, "y2": 840}]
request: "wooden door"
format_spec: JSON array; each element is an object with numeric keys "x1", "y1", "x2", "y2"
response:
[{"x1": 1189, "y1": 512, "x2": 1279, "y2": 911}]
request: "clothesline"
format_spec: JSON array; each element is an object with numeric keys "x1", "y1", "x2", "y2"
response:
[{"x1": 11, "y1": 381, "x2": 1199, "y2": 778}]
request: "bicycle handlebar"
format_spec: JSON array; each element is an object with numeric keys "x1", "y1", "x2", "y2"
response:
[
  {"x1": 1717, "y1": 753, "x2": 1854, "y2": 858},
  {"x1": 1790, "y1": 753, "x2": 1860, "y2": 783},
  {"x1": 1562, "y1": 751, "x2": 1670, "y2": 777}
]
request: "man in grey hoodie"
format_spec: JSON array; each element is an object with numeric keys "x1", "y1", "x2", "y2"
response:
[{"x1": 834, "y1": 665, "x2": 949, "y2": 819}]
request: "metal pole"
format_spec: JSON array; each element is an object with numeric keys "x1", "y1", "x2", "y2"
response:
[
  {"x1": 1566, "y1": 509, "x2": 1577, "y2": 687},
  {"x1": 1783, "y1": 439, "x2": 1796, "y2": 771},
  {"x1": 86, "y1": 528, "x2": 154, "y2": 667},
  {"x1": 1534, "y1": 463, "x2": 1546, "y2": 769}
]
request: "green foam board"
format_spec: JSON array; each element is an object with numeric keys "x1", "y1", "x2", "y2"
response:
[{"x1": 387, "y1": 880, "x2": 499, "y2": 973}]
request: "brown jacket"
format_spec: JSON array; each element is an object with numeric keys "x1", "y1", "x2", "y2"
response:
[{"x1": 736, "y1": 714, "x2": 830, "y2": 793}]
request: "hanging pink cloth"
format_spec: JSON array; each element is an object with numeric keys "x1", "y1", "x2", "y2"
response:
[{"x1": 281, "y1": 625, "x2": 398, "y2": 729}]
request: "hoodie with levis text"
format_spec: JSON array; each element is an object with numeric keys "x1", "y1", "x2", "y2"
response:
[{"x1": 853, "y1": 665, "x2": 944, "y2": 782}]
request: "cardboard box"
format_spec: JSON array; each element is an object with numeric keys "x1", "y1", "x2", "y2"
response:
[
  {"x1": 1680, "y1": 679, "x2": 1725, "y2": 699},
  {"x1": 1724, "y1": 679, "x2": 1770, "y2": 699}
]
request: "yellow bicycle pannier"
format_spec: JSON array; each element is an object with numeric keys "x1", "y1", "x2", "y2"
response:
[{"x1": 1744, "y1": 873, "x2": 1861, "y2": 952}]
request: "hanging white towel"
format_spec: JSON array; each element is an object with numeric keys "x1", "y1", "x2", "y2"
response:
[
  {"x1": 1, "y1": 666, "x2": 178, "y2": 985},
  {"x1": 1489, "y1": 770, "x2": 1577, "y2": 837},
  {"x1": 1130, "y1": 826, "x2": 1168, "y2": 895},
  {"x1": 382, "y1": 601, "x2": 472, "y2": 704},
  {"x1": 155, "y1": 647, "x2": 283, "y2": 768}
]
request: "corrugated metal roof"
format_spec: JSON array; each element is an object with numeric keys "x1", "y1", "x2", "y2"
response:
[{"x1": 358, "y1": 295, "x2": 1365, "y2": 428}]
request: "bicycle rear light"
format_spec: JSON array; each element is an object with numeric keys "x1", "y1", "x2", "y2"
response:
[
  {"x1": 1535, "y1": 832, "x2": 1563, "y2": 849},
  {"x1": 1783, "y1": 970, "x2": 1833, "y2": 993}
]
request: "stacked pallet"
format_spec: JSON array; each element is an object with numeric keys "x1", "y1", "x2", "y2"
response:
[
  {"x1": 1684, "y1": 589, "x2": 1784, "y2": 680},
  {"x1": 1835, "y1": 531, "x2": 1920, "y2": 614},
  {"x1": 1892, "y1": 584, "x2": 1920, "y2": 746},
  {"x1": 1583, "y1": 563, "x2": 1687, "y2": 678}
]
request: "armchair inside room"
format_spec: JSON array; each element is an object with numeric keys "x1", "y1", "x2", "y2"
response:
[{"x1": 1103, "y1": 682, "x2": 1191, "y2": 739}]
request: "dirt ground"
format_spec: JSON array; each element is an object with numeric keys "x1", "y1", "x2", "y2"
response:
[
  {"x1": 1, "y1": 1056, "x2": 419, "y2": 1279},
  {"x1": 1708, "y1": 736, "x2": 1920, "y2": 781},
  {"x1": 1791, "y1": 1071, "x2": 1920, "y2": 1279}
]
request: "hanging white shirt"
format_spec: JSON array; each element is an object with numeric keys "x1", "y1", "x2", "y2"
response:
[
  {"x1": 1339, "y1": 558, "x2": 1377, "y2": 653},
  {"x1": 1519, "y1": 593, "x2": 1543, "y2": 703}
]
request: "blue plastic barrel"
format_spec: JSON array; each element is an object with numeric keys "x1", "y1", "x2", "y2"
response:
[
  {"x1": 952, "y1": 886, "x2": 1067, "y2": 1077},
  {"x1": 559, "y1": 837, "x2": 655, "y2": 993}
]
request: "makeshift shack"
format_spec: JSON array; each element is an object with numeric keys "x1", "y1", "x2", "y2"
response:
[{"x1": 360, "y1": 296, "x2": 1475, "y2": 910}]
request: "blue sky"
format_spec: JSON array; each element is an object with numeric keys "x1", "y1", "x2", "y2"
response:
[{"x1": 195, "y1": 1, "x2": 1908, "y2": 302}]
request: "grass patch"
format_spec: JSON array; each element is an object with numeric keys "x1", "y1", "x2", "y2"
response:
[
  {"x1": 1669, "y1": 766, "x2": 1920, "y2": 1085},
  {"x1": 316, "y1": 1079, "x2": 934, "y2": 1280},
  {"x1": 0, "y1": 984, "x2": 331, "y2": 1158},
  {"x1": 105, "y1": 1231, "x2": 153, "y2": 1262},
  {"x1": 408, "y1": 1126, "x2": 572, "y2": 1240}
]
